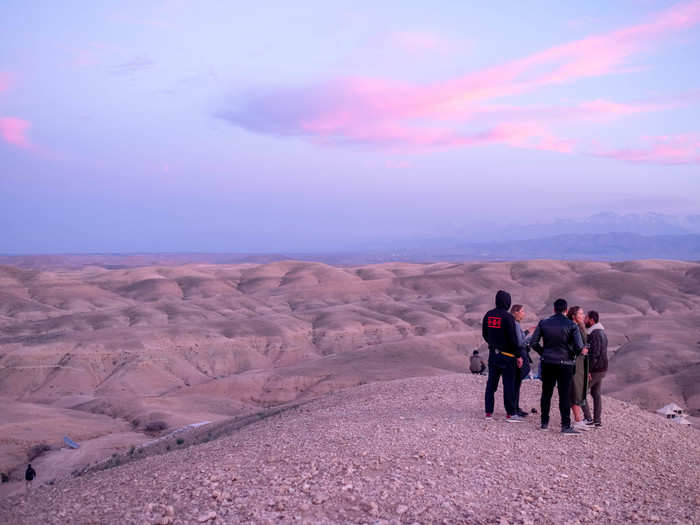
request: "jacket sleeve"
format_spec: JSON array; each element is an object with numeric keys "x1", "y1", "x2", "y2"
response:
[
  {"x1": 514, "y1": 323, "x2": 524, "y2": 349},
  {"x1": 588, "y1": 331, "x2": 602, "y2": 369},
  {"x1": 529, "y1": 321, "x2": 543, "y2": 355},
  {"x1": 504, "y1": 315, "x2": 519, "y2": 353},
  {"x1": 571, "y1": 324, "x2": 584, "y2": 355}
]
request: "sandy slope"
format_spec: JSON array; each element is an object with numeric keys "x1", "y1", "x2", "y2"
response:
[
  {"x1": 0, "y1": 374, "x2": 697, "y2": 524},
  {"x1": 1, "y1": 259, "x2": 699, "y2": 480}
]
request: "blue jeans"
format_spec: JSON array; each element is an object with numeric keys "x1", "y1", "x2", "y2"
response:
[{"x1": 484, "y1": 353, "x2": 517, "y2": 416}]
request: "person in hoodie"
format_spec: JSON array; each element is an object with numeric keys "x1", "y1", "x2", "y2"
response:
[
  {"x1": 25, "y1": 464, "x2": 36, "y2": 492},
  {"x1": 482, "y1": 290, "x2": 524, "y2": 422},
  {"x1": 511, "y1": 304, "x2": 532, "y2": 417},
  {"x1": 529, "y1": 298, "x2": 585, "y2": 434},
  {"x1": 583, "y1": 310, "x2": 608, "y2": 427}
]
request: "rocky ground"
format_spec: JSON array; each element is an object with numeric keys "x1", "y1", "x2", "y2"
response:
[{"x1": 1, "y1": 373, "x2": 698, "y2": 525}]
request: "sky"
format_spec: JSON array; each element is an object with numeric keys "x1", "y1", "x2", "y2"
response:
[{"x1": 1, "y1": 0, "x2": 699, "y2": 253}]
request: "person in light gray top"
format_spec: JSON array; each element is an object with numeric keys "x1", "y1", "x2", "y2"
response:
[{"x1": 511, "y1": 304, "x2": 532, "y2": 417}]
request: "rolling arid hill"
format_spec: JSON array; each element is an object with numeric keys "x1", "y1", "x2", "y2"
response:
[
  {"x1": 0, "y1": 259, "x2": 699, "y2": 489},
  {"x1": 0, "y1": 374, "x2": 698, "y2": 524}
]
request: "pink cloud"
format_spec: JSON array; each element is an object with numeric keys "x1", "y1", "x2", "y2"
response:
[
  {"x1": 596, "y1": 134, "x2": 700, "y2": 165},
  {"x1": 0, "y1": 71, "x2": 13, "y2": 93},
  {"x1": 222, "y1": 2, "x2": 700, "y2": 155},
  {"x1": 0, "y1": 117, "x2": 32, "y2": 149}
]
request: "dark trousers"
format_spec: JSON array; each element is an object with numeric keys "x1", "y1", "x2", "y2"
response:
[
  {"x1": 540, "y1": 362, "x2": 574, "y2": 428},
  {"x1": 484, "y1": 354, "x2": 517, "y2": 415},
  {"x1": 514, "y1": 372, "x2": 523, "y2": 412},
  {"x1": 583, "y1": 371, "x2": 605, "y2": 423}
]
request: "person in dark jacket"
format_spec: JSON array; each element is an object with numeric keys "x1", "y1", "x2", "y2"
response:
[
  {"x1": 583, "y1": 310, "x2": 608, "y2": 427},
  {"x1": 530, "y1": 298, "x2": 585, "y2": 434},
  {"x1": 482, "y1": 290, "x2": 524, "y2": 422},
  {"x1": 25, "y1": 464, "x2": 36, "y2": 491},
  {"x1": 511, "y1": 304, "x2": 532, "y2": 417},
  {"x1": 469, "y1": 350, "x2": 486, "y2": 374}
]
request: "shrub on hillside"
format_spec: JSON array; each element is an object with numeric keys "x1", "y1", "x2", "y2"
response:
[
  {"x1": 27, "y1": 443, "x2": 52, "y2": 461},
  {"x1": 144, "y1": 420, "x2": 168, "y2": 432}
]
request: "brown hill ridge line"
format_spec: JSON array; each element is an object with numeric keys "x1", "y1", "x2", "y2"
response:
[{"x1": 1, "y1": 374, "x2": 698, "y2": 525}]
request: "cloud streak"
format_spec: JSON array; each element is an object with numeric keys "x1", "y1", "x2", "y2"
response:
[
  {"x1": 219, "y1": 1, "x2": 700, "y2": 157},
  {"x1": 0, "y1": 117, "x2": 32, "y2": 149},
  {"x1": 0, "y1": 71, "x2": 13, "y2": 92},
  {"x1": 596, "y1": 134, "x2": 700, "y2": 165}
]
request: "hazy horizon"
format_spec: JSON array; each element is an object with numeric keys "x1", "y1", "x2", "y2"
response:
[{"x1": 2, "y1": 1, "x2": 700, "y2": 253}]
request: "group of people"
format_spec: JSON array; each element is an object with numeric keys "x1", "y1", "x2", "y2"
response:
[{"x1": 476, "y1": 290, "x2": 608, "y2": 434}]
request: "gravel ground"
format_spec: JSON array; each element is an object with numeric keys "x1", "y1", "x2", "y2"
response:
[{"x1": 1, "y1": 373, "x2": 698, "y2": 525}]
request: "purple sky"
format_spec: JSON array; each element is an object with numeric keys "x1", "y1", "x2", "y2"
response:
[{"x1": 1, "y1": 1, "x2": 699, "y2": 253}]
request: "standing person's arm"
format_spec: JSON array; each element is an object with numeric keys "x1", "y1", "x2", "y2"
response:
[
  {"x1": 503, "y1": 314, "x2": 519, "y2": 353},
  {"x1": 570, "y1": 325, "x2": 584, "y2": 355},
  {"x1": 514, "y1": 322, "x2": 525, "y2": 349},
  {"x1": 588, "y1": 331, "x2": 601, "y2": 370},
  {"x1": 530, "y1": 322, "x2": 543, "y2": 355}
]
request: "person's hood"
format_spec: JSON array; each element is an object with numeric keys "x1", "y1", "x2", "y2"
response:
[
  {"x1": 495, "y1": 290, "x2": 511, "y2": 310},
  {"x1": 586, "y1": 322, "x2": 605, "y2": 335}
]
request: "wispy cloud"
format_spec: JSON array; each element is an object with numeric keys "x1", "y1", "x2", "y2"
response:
[
  {"x1": 0, "y1": 117, "x2": 32, "y2": 149},
  {"x1": 218, "y1": 1, "x2": 700, "y2": 157},
  {"x1": 0, "y1": 71, "x2": 13, "y2": 93},
  {"x1": 110, "y1": 56, "x2": 156, "y2": 75},
  {"x1": 595, "y1": 134, "x2": 700, "y2": 164}
]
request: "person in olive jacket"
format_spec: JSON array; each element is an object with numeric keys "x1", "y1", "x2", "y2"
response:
[{"x1": 530, "y1": 298, "x2": 585, "y2": 433}]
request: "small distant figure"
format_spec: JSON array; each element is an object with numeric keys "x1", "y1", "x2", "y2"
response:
[
  {"x1": 469, "y1": 350, "x2": 486, "y2": 375},
  {"x1": 25, "y1": 464, "x2": 36, "y2": 492}
]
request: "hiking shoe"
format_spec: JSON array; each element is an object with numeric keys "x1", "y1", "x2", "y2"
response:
[
  {"x1": 506, "y1": 414, "x2": 525, "y2": 423},
  {"x1": 540, "y1": 423, "x2": 549, "y2": 430},
  {"x1": 573, "y1": 421, "x2": 590, "y2": 432},
  {"x1": 485, "y1": 413, "x2": 493, "y2": 421},
  {"x1": 561, "y1": 426, "x2": 581, "y2": 435},
  {"x1": 517, "y1": 409, "x2": 528, "y2": 417}
]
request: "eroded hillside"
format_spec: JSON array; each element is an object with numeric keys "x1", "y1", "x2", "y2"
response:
[{"x1": 1, "y1": 260, "x2": 699, "y2": 475}]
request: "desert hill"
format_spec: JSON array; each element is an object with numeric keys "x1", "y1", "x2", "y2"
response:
[
  {"x1": 0, "y1": 374, "x2": 698, "y2": 524},
  {"x1": 1, "y1": 259, "x2": 699, "y2": 482}
]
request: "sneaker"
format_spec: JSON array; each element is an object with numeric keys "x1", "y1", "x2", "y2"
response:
[
  {"x1": 583, "y1": 419, "x2": 595, "y2": 426},
  {"x1": 594, "y1": 422, "x2": 602, "y2": 428},
  {"x1": 506, "y1": 414, "x2": 525, "y2": 423},
  {"x1": 573, "y1": 421, "x2": 589, "y2": 432},
  {"x1": 517, "y1": 409, "x2": 528, "y2": 418},
  {"x1": 540, "y1": 423, "x2": 549, "y2": 430},
  {"x1": 485, "y1": 413, "x2": 493, "y2": 421},
  {"x1": 561, "y1": 426, "x2": 581, "y2": 435}
]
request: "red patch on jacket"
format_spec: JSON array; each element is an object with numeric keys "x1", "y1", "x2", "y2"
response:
[{"x1": 487, "y1": 317, "x2": 502, "y2": 328}]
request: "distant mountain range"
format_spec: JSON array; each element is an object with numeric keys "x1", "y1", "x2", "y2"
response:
[
  {"x1": 1, "y1": 213, "x2": 698, "y2": 268},
  {"x1": 0, "y1": 232, "x2": 698, "y2": 268}
]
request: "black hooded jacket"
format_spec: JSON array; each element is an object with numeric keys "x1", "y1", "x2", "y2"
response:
[
  {"x1": 481, "y1": 290, "x2": 519, "y2": 357},
  {"x1": 530, "y1": 313, "x2": 584, "y2": 365}
]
